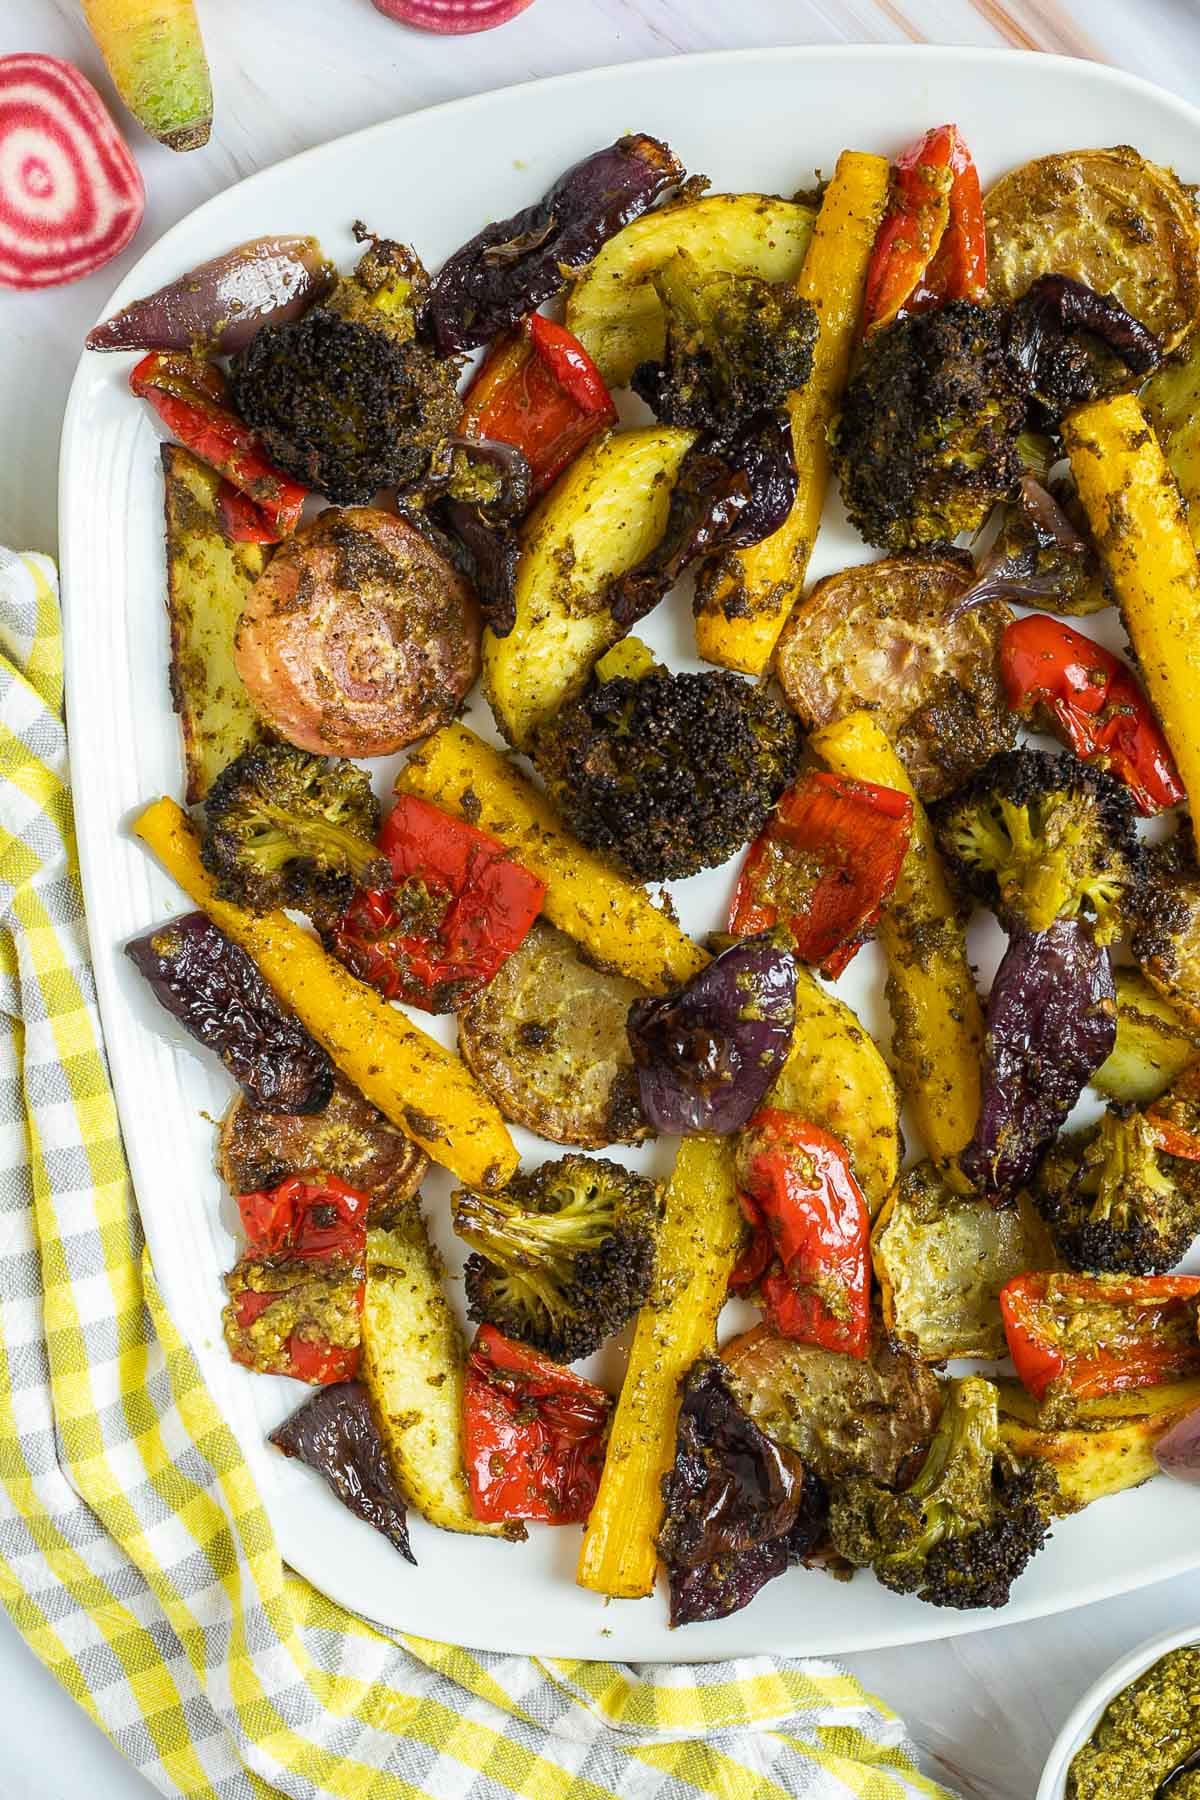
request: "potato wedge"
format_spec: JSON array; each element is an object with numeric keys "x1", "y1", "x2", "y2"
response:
[
  {"x1": 483, "y1": 425, "x2": 695, "y2": 749},
  {"x1": 363, "y1": 1219, "x2": 506, "y2": 1537},
  {"x1": 162, "y1": 444, "x2": 265, "y2": 804},
  {"x1": 1093, "y1": 967, "x2": 1200, "y2": 1105},
  {"x1": 986, "y1": 146, "x2": 1200, "y2": 351},
  {"x1": 218, "y1": 1072, "x2": 428, "y2": 1228},
  {"x1": 722, "y1": 1324, "x2": 942, "y2": 1488},
  {"x1": 873, "y1": 1162, "x2": 1057, "y2": 1362},
  {"x1": 566, "y1": 193, "x2": 816, "y2": 390},
  {"x1": 457, "y1": 921, "x2": 649, "y2": 1148},
  {"x1": 996, "y1": 1374, "x2": 1200, "y2": 1515},
  {"x1": 1142, "y1": 331, "x2": 1200, "y2": 551},
  {"x1": 774, "y1": 554, "x2": 1016, "y2": 802},
  {"x1": 766, "y1": 966, "x2": 900, "y2": 1218},
  {"x1": 398, "y1": 723, "x2": 708, "y2": 994},
  {"x1": 133, "y1": 797, "x2": 518, "y2": 1192}
]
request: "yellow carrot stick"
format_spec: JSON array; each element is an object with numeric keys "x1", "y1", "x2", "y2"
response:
[
  {"x1": 398, "y1": 722, "x2": 708, "y2": 995},
  {"x1": 133, "y1": 797, "x2": 518, "y2": 1192},
  {"x1": 577, "y1": 1136, "x2": 743, "y2": 1599},
  {"x1": 1065, "y1": 393, "x2": 1200, "y2": 816},
  {"x1": 693, "y1": 150, "x2": 890, "y2": 675},
  {"x1": 82, "y1": 0, "x2": 212, "y2": 151},
  {"x1": 810, "y1": 711, "x2": 984, "y2": 1167}
]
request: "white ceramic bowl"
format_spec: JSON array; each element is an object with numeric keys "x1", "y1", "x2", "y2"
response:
[{"x1": 1038, "y1": 1622, "x2": 1200, "y2": 1799}]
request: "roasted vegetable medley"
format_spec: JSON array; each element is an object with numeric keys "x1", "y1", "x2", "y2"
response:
[{"x1": 100, "y1": 117, "x2": 1200, "y2": 1629}]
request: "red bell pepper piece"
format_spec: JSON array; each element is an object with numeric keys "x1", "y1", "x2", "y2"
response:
[
  {"x1": 236, "y1": 1172, "x2": 370, "y2": 1263},
  {"x1": 1000, "y1": 615, "x2": 1184, "y2": 816},
  {"x1": 216, "y1": 480, "x2": 278, "y2": 544},
  {"x1": 730, "y1": 1110, "x2": 871, "y2": 1359},
  {"x1": 226, "y1": 1267, "x2": 365, "y2": 1385},
  {"x1": 862, "y1": 124, "x2": 987, "y2": 336},
  {"x1": 729, "y1": 771, "x2": 912, "y2": 979},
  {"x1": 463, "y1": 1324, "x2": 613, "y2": 1524},
  {"x1": 328, "y1": 791, "x2": 545, "y2": 1013},
  {"x1": 459, "y1": 312, "x2": 616, "y2": 497},
  {"x1": 1000, "y1": 1272, "x2": 1200, "y2": 1403},
  {"x1": 130, "y1": 351, "x2": 307, "y2": 541}
]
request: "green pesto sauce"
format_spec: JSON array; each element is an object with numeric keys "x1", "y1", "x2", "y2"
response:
[{"x1": 1068, "y1": 1649, "x2": 1200, "y2": 1799}]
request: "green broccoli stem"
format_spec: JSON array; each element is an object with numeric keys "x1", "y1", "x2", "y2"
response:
[
  {"x1": 242, "y1": 804, "x2": 384, "y2": 881},
  {"x1": 454, "y1": 1189, "x2": 618, "y2": 1268},
  {"x1": 1089, "y1": 1109, "x2": 1175, "y2": 1225}
]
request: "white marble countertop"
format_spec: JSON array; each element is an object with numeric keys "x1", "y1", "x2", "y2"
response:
[{"x1": 3, "y1": 2, "x2": 1200, "y2": 1796}]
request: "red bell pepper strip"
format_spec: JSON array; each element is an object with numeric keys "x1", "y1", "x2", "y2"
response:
[
  {"x1": 328, "y1": 791, "x2": 545, "y2": 1013},
  {"x1": 862, "y1": 124, "x2": 987, "y2": 336},
  {"x1": 1000, "y1": 615, "x2": 1184, "y2": 816},
  {"x1": 130, "y1": 351, "x2": 307, "y2": 541},
  {"x1": 216, "y1": 481, "x2": 278, "y2": 545},
  {"x1": 459, "y1": 312, "x2": 616, "y2": 497},
  {"x1": 236, "y1": 1173, "x2": 370, "y2": 1263},
  {"x1": 730, "y1": 1110, "x2": 871, "y2": 1359},
  {"x1": 1000, "y1": 1272, "x2": 1200, "y2": 1403},
  {"x1": 463, "y1": 1324, "x2": 613, "y2": 1524},
  {"x1": 729, "y1": 771, "x2": 912, "y2": 979}
]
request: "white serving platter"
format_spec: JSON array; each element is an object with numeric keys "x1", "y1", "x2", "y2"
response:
[{"x1": 60, "y1": 44, "x2": 1200, "y2": 1659}]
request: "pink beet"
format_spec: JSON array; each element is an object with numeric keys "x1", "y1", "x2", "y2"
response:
[
  {"x1": 0, "y1": 54, "x2": 144, "y2": 290},
  {"x1": 370, "y1": 0, "x2": 535, "y2": 33}
]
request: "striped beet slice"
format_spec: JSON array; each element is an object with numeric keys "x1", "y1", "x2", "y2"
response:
[
  {"x1": 0, "y1": 54, "x2": 144, "y2": 290},
  {"x1": 370, "y1": 0, "x2": 535, "y2": 31}
]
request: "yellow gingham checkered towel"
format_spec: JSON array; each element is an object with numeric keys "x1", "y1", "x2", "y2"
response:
[{"x1": 0, "y1": 546, "x2": 957, "y2": 1800}]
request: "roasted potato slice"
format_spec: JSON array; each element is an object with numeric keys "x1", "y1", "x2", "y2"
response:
[
  {"x1": 1142, "y1": 331, "x2": 1200, "y2": 551},
  {"x1": 767, "y1": 966, "x2": 900, "y2": 1218},
  {"x1": 996, "y1": 1374, "x2": 1200, "y2": 1514},
  {"x1": 566, "y1": 193, "x2": 816, "y2": 390},
  {"x1": 985, "y1": 146, "x2": 1200, "y2": 352},
  {"x1": 456, "y1": 921, "x2": 649, "y2": 1148},
  {"x1": 162, "y1": 443, "x2": 265, "y2": 804},
  {"x1": 722, "y1": 1323, "x2": 942, "y2": 1488},
  {"x1": 363, "y1": 1218, "x2": 507, "y2": 1538},
  {"x1": 483, "y1": 425, "x2": 694, "y2": 749},
  {"x1": 872, "y1": 1162, "x2": 1057, "y2": 1362},
  {"x1": 1093, "y1": 967, "x2": 1200, "y2": 1105},
  {"x1": 774, "y1": 554, "x2": 1015, "y2": 801},
  {"x1": 218, "y1": 1072, "x2": 428, "y2": 1227}
]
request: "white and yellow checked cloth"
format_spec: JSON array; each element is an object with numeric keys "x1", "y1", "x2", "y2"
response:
[{"x1": 0, "y1": 546, "x2": 955, "y2": 1800}]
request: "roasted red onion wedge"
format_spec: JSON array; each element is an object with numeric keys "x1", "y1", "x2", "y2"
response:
[{"x1": 87, "y1": 235, "x2": 334, "y2": 353}]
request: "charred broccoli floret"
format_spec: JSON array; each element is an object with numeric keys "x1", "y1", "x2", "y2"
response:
[
  {"x1": 932, "y1": 748, "x2": 1140, "y2": 944},
  {"x1": 230, "y1": 230, "x2": 459, "y2": 504},
  {"x1": 1035, "y1": 1101, "x2": 1200, "y2": 1275},
  {"x1": 833, "y1": 301, "x2": 1027, "y2": 551},
  {"x1": 1131, "y1": 825, "x2": 1200, "y2": 1021},
  {"x1": 532, "y1": 667, "x2": 803, "y2": 882},
  {"x1": 828, "y1": 1375, "x2": 1056, "y2": 1610},
  {"x1": 455, "y1": 1154, "x2": 661, "y2": 1364},
  {"x1": 631, "y1": 249, "x2": 818, "y2": 439},
  {"x1": 201, "y1": 743, "x2": 388, "y2": 921}
]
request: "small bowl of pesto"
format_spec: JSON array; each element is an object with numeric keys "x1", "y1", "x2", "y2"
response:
[{"x1": 1038, "y1": 1625, "x2": 1200, "y2": 1800}]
